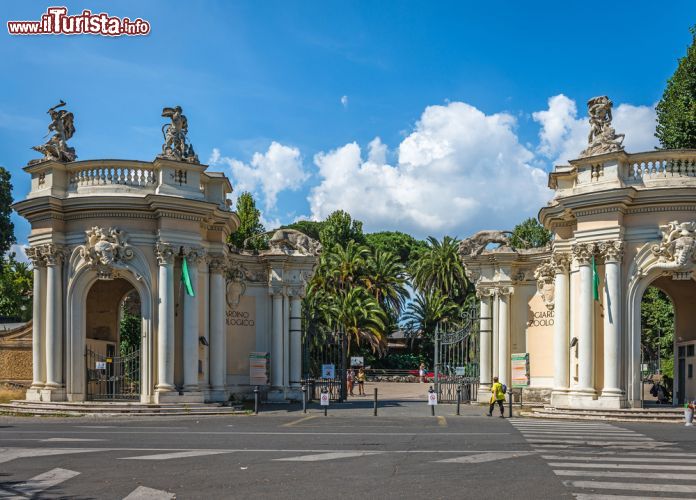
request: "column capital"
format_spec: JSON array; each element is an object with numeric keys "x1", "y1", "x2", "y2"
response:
[
  {"x1": 598, "y1": 240, "x2": 624, "y2": 263},
  {"x1": 208, "y1": 255, "x2": 226, "y2": 274},
  {"x1": 288, "y1": 286, "x2": 305, "y2": 298},
  {"x1": 551, "y1": 252, "x2": 571, "y2": 274},
  {"x1": 494, "y1": 285, "x2": 514, "y2": 297},
  {"x1": 40, "y1": 243, "x2": 66, "y2": 266},
  {"x1": 475, "y1": 283, "x2": 495, "y2": 299},
  {"x1": 155, "y1": 242, "x2": 176, "y2": 266},
  {"x1": 183, "y1": 246, "x2": 206, "y2": 264},
  {"x1": 26, "y1": 246, "x2": 46, "y2": 267},
  {"x1": 269, "y1": 285, "x2": 285, "y2": 297},
  {"x1": 572, "y1": 242, "x2": 596, "y2": 266}
]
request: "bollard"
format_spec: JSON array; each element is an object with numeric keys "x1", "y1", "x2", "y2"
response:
[
  {"x1": 508, "y1": 388, "x2": 513, "y2": 418},
  {"x1": 373, "y1": 387, "x2": 378, "y2": 416},
  {"x1": 254, "y1": 385, "x2": 259, "y2": 415},
  {"x1": 456, "y1": 387, "x2": 461, "y2": 416},
  {"x1": 302, "y1": 384, "x2": 307, "y2": 414}
]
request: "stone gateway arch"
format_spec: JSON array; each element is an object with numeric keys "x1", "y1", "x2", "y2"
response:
[
  {"x1": 462, "y1": 96, "x2": 696, "y2": 409},
  {"x1": 14, "y1": 104, "x2": 319, "y2": 404}
]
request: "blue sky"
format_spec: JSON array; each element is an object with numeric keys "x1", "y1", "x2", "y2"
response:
[{"x1": 1, "y1": 1, "x2": 695, "y2": 252}]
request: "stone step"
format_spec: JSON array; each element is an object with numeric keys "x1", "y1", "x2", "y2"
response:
[{"x1": 0, "y1": 402, "x2": 246, "y2": 416}]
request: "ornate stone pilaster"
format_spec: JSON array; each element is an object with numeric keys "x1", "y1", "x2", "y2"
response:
[
  {"x1": 271, "y1": 286, "x2": 285, "y2": 387},
  {"x1": 208, "y1": 254, "x2": 226, "y2": 393},
  {"x1": 26, "y1": 247, "x2": 46, "y2": 391},
  {"x1": 41, "y1": 244, "x2": 65, "y2": 390},
  {"x1": 571, "y1": 242, "x2": 596, "y2": 397},
  {"x1": 599, "y1": 240, "x2": 624, "y2": 402},
  {"x1": 495, "y1": 286, "x2": 513, "y2": 387},
  {"x1": 155, "y1": 242, "x2": 175, "y2": 393},
  {"x1": 475, "y1": 284, "x2": 494, "y2": 396},
  {"x1": 551, "y1": 252, "x2": 571, "y2": 399},
  {"x1": 182, "y1": 247, "x2": 204, "y2": 392}
]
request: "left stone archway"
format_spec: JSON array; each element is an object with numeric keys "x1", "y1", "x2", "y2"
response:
[{"x1": 65, "y1": 259, "x2": 154, "y2": 403}]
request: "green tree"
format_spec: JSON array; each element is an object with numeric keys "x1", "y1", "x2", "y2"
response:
[
  {"x1": 318, "y1": 210, "x2": 365, "y2": 249},
  {"x1": 0, "y1": 253, "x2": 32, "y2": 322},
  {"x1": 364, "y1": 249, "x2": 409, "y2": 318},
  {"x1": 0, "y1": 167, "x2": 16, "y2": 260},
  {"x1": 641, "y1": 286, "x2": 675, "y2": 378},
  {"x1": 119, "y1": 311, "x2": 141, "y2": 355},
  {"x1": 229, "y1": 192, "x2": 266, "y2": 250},
  {"x1": 509, "y1": 217, "x2": 552, "y2": 249},
  {"x1": 410, "y1": 236, "x2": 468, "y2": 302},
  {"x1": 402, "y1": 290, "x2": 459, "y2": 361},
  {"x1": 656, "y1": 26, "x2": 696, "y2": 149},
  {"x1": 365, "y1": 231, "x2": 427, "y2": 266}
]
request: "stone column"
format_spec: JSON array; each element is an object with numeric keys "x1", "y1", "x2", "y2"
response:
[
  {"x1": 497, "y1": 287, "x2": 513, "y2": 386},
  {"x1": 289, "y1": 289, "x2": 303, "y2": 387},
  {"x1": 573, "y1": 243, "x2": 596, "y2": 397},
  {"x1": 209, "y1": 257, "x2": 226, "y2": 393},
  {"x1": 477, "y1": 286, "x2": 493, "y2": 402},
  {"x1": 28, "y1": 248, "x2": 45, "y2": 390},
  {"x1": 200, "y1": 258, "x2": 210, "y2": 389},
  {"x1": 283, "y1": 294, "x2": 290, "y2": 387},
  {"x1": 44, "y1": 245, "x2": 64, "y2": 390},
  {"x1": 271, "y1": 289, "x2": 284, "y2": 387},
  {"x1": 155, "y1": 243, "x2": 176, "y2": 393},
  {"x1": 552, "y1": 254, "x2": 570, "y2": 395},
  {"x1": 183, "y1": 248, "x2": 203, "y2": 392},
  {"x1": 492, "y1": 293, "x2": 499, "y2": 378},
  {"x1": 600, "y1": 241, "x2": 623, "y2": 403}
]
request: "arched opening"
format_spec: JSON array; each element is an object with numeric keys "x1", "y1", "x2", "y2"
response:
[
  {"x1": 85, "y1": 278, "x2": 142, "y2": 400},
  {"x1": 639, "y1": 277, "x2": 696, "y2": 407}
]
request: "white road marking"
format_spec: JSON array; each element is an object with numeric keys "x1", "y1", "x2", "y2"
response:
[
  {"x1": 122, "y1": 486, "x2": 176, "y2": 499},
  {"x1": 554, "y1": 469, "x2": 696, "y2": 480},
  {"x1": 521, "y1": 434, "x2": 653, "y2": 441},
  {"x1": 41, "y1": 438, "x2": 106, "y2": 442},
  {"x1": 549, "y1": 462, "x2": 696, "y2": 471},
  {"x1": 275, "y1": 451, "x2": 382, "y2": 462},
  {"x1": 573, "y1": 494, "x2": 687, "y2": 500},
  {"x1": 9, "y1": 468, "x2": 79, "y2": 497},
  {"x1": 527, "y1": 439, "x2": 666, "y2": 446},
  {"x1": 543, "y1": 455, "x2": 692, "y2": 463},
  {"x1": 436, "y1": 451, "x2": 536, "y2": 464},
  {"x1": 0, "y1": 448, "x2": 100, "y2": 464},
  {"x1": 562, "y1": 480, "x2": 696, "y2": 494},
  {"x1": 513, "y1": 429, "x2": 639, "y2": 435},
  {"x1": 120, "y1": 450, "x2": 233, "y2": 460}
]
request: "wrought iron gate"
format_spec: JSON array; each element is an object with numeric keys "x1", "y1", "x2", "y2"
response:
[
  {"x1": 302, "y1": 326, "x2": 347, "y2": 402},
  {"x1": 86, "y1": 346, "x2": 140, "y2": 400},
  {"x1": 434, "y1": 302, "x2": 487, "y2": 403}
]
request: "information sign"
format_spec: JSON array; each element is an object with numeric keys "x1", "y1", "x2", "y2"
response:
[
  {"x1": 320, "y1": 392, "x2": 330, "y2": 406},
  {"x1": 321, "y1": 364, "x2": 335, "y2": 379},
  {"x1": 95, "y1": 361, "x2": 106, "y2": 370},
  {"x1": 249, "y1": 352, "x2": 270, "y2": 385},
  {"x1": 511, "y1": 352, "x2": 530, "y2": 388},
  {"x1": 455, "y1": 366, "x2": 466, "y2": 376},
  {"x1": 350, "y1": 356, "x2": 364, "y2": 367},
  {"x1": 428, "y1": 391, "x2": 438, "y2": 405}
]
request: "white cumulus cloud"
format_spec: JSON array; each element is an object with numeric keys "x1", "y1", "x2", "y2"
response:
[
  {"x1": 533, "y1": 95, "x2": 659, "y2": 165},
  {"x1": 8, "y1": 243, "x2": 29, "y2": 264},
  {"x1": 340, "y1": 95, "x2": 349, "y2": 108},
  {"x1": 209, "y1": 142, "x2": 308, "y2": 211},
  {"x1": 309, "y1": 101, "x2": 551, "y2": 238}
]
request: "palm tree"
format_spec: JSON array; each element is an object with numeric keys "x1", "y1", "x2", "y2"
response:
[
  {"x1": 403, "y1": 290, "x2": 459, "y2": 338},
  {"x1": 324, "y1": 287, "x2": 388, "y2": 354},
  {"x1": 364, "y1": 249, "x2": 409, "y2": 318},
  {"x1": 409, "y1": 236, "x2": 468, "y2": 302}
]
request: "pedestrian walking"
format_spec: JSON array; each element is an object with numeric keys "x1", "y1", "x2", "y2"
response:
[
  {"x1": 419, "y1": 362, "x2": 426, "y2": 383},
  {"x1": 347, "y1": 368, "x2": 355, "y2": 396},
  {"x1": 487, "y1": 376, "x2": 506, "y2": 418},
  {"x1": 357, "y1": 367, "x2": 366, "y2": 396}
]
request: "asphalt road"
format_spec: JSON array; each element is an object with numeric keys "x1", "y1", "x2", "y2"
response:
[{"x1": 1, "y1": 401, "x2": 695, "y2": 499}]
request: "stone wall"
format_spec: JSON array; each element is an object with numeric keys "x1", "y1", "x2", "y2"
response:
[{"x1": 0, "y1": 322, "x2": 32, "y2": 384}]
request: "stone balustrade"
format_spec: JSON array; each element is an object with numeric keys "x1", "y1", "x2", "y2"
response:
[
  {"x1": 69, "y1": 163, "x2": 156, "y2": 189},
  {"x1": 624, "y1": 151, "x2": 696, "y2": 181}
]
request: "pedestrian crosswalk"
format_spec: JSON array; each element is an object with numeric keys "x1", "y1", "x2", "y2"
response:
[{"x1": 509, "y1": 418, "x2": 689, "y2": 498}]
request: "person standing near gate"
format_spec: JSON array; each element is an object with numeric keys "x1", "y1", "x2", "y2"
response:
[
  {"x1": 357, "y1": 367, "x2": 366, "y2": 396},
  {"x1": 347, "y1": 368, "x2": 355, "y2": 396},
  {"x1": 419, "y1": 362, "x2": 426, "y2": 383},
  {"x1": 487, "y1": 376, "x2": 506, "y2": 417}
]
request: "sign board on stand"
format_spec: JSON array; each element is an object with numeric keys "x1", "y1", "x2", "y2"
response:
[
  {"x1": 321, "y1": 364, "x2": 336, "y2": 379},
  {"x1": 249, "y1": 352, "x2": 270, "y2": 385},
  {"x1": 350, "y1": 356, "x2": 364, "y2": 367},
  {"x1": 320, "y1": 392, "x2": 330, "y2": 406},
  {"x1": 428, "y1": 391, "x2": 438, "y2": 405},
  {"x1": 511, "y1": 353, "x2": 530, "y2": 388}
]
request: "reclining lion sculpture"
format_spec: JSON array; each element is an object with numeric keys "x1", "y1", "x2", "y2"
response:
[{"x1": 458, "y1": 230, "x2": 515, "y2": 256}]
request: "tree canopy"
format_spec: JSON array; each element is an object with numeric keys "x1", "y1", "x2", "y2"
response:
[
  {"x1": 509, "y1": 217, "x2": 552, "y2": 249},
  {"x1": 0, "y1": 253, "x2": 31, "y2": 322},
  {"x1": 365, "y1": 231, "x2": 427, "y2": 266},
  {"x1": 318, "y1": 210, "x2": 365, "y2": 249},
  {"x1": 656, "y1": 25, "x2": 696, "y2": 149},
  {"x1": 229, "y1": 192, "x2": 266, "y2": 251},
  {"x1": 0, "y1": 167, "x2": 15, "y2": 260}
]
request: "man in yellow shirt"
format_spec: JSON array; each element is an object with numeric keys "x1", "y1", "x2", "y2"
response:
[{"x1": 487, "y1": 376, "x2": 506, "y2": 418}]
